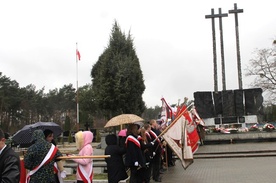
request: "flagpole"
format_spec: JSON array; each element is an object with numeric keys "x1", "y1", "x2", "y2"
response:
[{"x1": 76, "y1": 42, "x2": 79, "y2": 131}]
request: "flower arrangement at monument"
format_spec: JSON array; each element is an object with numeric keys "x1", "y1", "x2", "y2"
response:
[
  {"x1": 262, "y1": 123, "x2": 275, "y2": 132},
  {"x1": 249, "y1": 124, "x2": 259, "y2": 131}
]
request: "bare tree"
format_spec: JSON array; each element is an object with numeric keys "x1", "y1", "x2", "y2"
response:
[{"x1": 245, "y1": 47, "x2": 276, "y2": 104}]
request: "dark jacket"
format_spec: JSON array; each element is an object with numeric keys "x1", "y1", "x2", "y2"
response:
[
  {"x1": 24, "y1": 130, "x2": 62, "y2": 183},
  {"x1": 124, "y1": 134, "x2": 145, "y2": 168},
  {"x1": 137, "y1": 135, "x2": 154, "y2": 163},
  {"x1": 105, "y1": 134, "x2": 128, "y2": 183},
  {"x1": 0, "y1": 146, "x2": 20, "y2": 183},
  {"x1": 149, "y1": 129, "x2": 162, "y2": 156}
]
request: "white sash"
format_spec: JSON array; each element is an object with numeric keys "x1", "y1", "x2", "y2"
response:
[
  {"x1": 78, "y1": 162, "x2": 93, "y2": 183},
  {"x1": 54, "y1": 162, "x2": 64, "y2": 183},
  {"x1": 26, "y1": 144, "x2": 56, "y2": 183}
]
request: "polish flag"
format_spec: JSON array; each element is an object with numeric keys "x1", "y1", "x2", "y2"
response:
[{"x1": 76, "y1": 49, "x2": 81, "y2": 61}]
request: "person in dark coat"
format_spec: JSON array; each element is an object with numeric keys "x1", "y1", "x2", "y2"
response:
[
  {"x1": 105, "y1": 134, "x2": 128, "y2": 183},
  {"x1": 125, "y1": 124, "x2": 145, "y2": 183},
  {"x1": 24, "y1": 129, "x2": 63, "y2": 183},
  {"x1": 0, "y1": 128, "x2": 21, "y2": 183},
  {"x1": 137, "y1": 127, "x2": 154, "y2": 183},
  {"x1": 149, "y1": 119, "x2": 162, "y2": 182}
]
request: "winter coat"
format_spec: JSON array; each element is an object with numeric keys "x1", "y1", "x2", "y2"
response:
[
  {"x1": 124, "y1": 134, "x2": 145, "y2": 168},
  {"x1": 72, "y1": 131, "x2": 94, "y2": 182},
  {"x1": 105, "y1": 134, "x2": 128, "y2": 183},
  {"x1": 150, "y1": 129, "x2": 162, "y2": 156},
  {"x1": 137, "y1": 135, "x2": 154, "y2": 164},
  {"x1": 24, "y1": 130, "x2": 62, "y2": 183}
]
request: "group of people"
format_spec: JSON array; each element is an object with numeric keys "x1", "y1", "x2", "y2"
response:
[
  {"x1": 105, "y1": 119, "x2": 175, "y2": 183},
  {"x1": 0, "y1": 118, "x2": 177, "y2": 183},
  {"x1": 0, "y1": 127, "x2": 94, "y2": 183}
]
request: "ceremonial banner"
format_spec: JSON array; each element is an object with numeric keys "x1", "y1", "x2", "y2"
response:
[
  {"x1": 177, "y1": 105, "x2": 200, "y2": 154},
  {"x1": 191, "y1": 107, "x2": 205, "y2": 126},
  {"x1": 163, "y1": 115, "x2": 193, "y2": 169},
  {"x1": 186, "y1": 119, "x2": 200, "y2": 153},
  {"x1": 161, "y1": 97, "x2": 172, "y2": 121}
]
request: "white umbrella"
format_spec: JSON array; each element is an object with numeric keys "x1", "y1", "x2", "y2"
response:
[{"x1": 104, "y1": 114, "x2": 144, "y2": 128}]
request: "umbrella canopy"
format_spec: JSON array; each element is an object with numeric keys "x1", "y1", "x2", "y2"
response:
[
  {"x1": 104, "y1": 114, "x2": 144, "y2": 128},
  {"x1": 12, "y1": 122, "x2": 62, "y2": 144}
]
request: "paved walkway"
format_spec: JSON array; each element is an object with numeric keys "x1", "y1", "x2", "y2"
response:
[
  {"x1": 65, "y1": 142, "x2": 276, "y2": 183},
  {"x1": 196, "y1": 141, "x2": 276, "y2": 153},
  {"x1": 159, "y1": 142, "x2": 276, "y2": 183}
]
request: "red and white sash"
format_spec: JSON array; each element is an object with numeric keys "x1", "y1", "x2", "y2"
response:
[
  {"x1": 125, "y1": 135, "x2": 140, "y2": 148},
  {"x1": 26, "y1": 144, "x2": 57, "y2": 183},
  {"x1": 149, "y1": 130, "x2": 160, "y2": 143},
  {"x1": 146, "y1": 132, "x2": 151, "y2": 140},
  {"x1": 54, "y1": 162, "x2": 63, "y2": 183},
  {"x1": 78, "y1": 163, "x2": 93, "y2": 183}
]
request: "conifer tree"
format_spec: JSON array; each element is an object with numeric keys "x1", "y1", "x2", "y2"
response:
[{"x1": 91, "y1": 21, "x2": 145, "y2": 119}]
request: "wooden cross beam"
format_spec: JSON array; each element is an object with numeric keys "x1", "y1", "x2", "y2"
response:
[
  {"x1": 229, "y1": 3, "x2": 243, "y2": 26},
  {"x1": 229, "y1": 3, "x2": 244, "y2": 90},
  {"x1": 217, "y1": 8, "x2": 228, "y2": 91},
  {"x1": 205, "y1": 9, "x2": 219, "y2": 92}
]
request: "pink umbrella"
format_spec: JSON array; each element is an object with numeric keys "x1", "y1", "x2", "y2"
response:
[{"x1": 118, "y1": 129, "x2": 127, "y2": 137}]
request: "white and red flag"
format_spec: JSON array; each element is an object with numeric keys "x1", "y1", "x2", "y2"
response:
[
  {"x1": 160, "y1": 97, "x2": 168, "y2": 122},
  {"x1": 162, "y1": 109, "x2": 194, "y2": 169},
  {"x1": 191, "y1": 107, "x2": 205, "y2": 126},
  {"x1": 76, "y1": 49, "x2": 81, "y2": 61},
  {"x1": 160, "y1": 101, "x2": 202, "y2": 170},
  {"x1": 160, "y1": 97, "x2": 178, "y2": 121}
]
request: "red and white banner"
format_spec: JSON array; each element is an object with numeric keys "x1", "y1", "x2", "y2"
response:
[
  {"x1": 160, "y1": 97, "x2": 179, "y2": 128},
  {"x1": 160, "y1": 98, "x2": 170, "y2": 122},
  {"x1": 161, "y1": 101, "x2": 202, "y2": 170},
  {"x1": 191, "y1": 107, "x2": 205, "y2": 126},
  {"x1": 177, "y1": 105, "x2": 200, "y2": 154},
  {"x1": 163, "y1": 115, "x2": 193, "y2": 169}
]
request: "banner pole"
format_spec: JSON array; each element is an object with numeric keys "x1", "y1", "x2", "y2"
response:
[
  {"x1": 57, "y1": 155, "x2": 110, "y2": 160},
  {"x1": 76, "y1": 42, "x2": 79, "y2": 131}
]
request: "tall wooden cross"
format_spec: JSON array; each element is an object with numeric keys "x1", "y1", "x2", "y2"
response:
[
  {"x1": 229, "y1": 3, "x2": 244, "y2": 90},
  {"x1": 205, "y1": 9, "x2": 219, "y2": 92},
  {"x1": 217, "y1": 8, "x2": 228, "y2": 91}
]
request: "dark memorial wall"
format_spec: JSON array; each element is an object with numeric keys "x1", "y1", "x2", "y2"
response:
[
  {"x1": 193, "y1": 91, "x2": 215, "y2": 118},
  {"x1": 213, "y1": 92, "x2": 222, "y2": 116},
  {"x1": 234, "y1": 90, "x2": 244, "y2": 116},
  {"x1": 244, "y1": 88, "x2": 263, "y2": 115},
  {"x1": 194, "y1": 88, "x2": 263, "y2": 118},
  {"x1": 222, "y1": 90, "x2": 235, "y2": 117}
]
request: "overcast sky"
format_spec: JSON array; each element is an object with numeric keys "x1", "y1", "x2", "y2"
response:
[{"x1": 1, "y1": 0, "x2": 275, "y2": 108}]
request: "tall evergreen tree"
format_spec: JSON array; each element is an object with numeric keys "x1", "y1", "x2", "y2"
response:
[{"x1": 91, "y1": 21, "x2": 145, "y2": 119}]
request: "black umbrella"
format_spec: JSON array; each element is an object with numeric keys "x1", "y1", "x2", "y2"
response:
[{"x1": 12, "y1": 122, "x2": 62, "y2": 145}]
